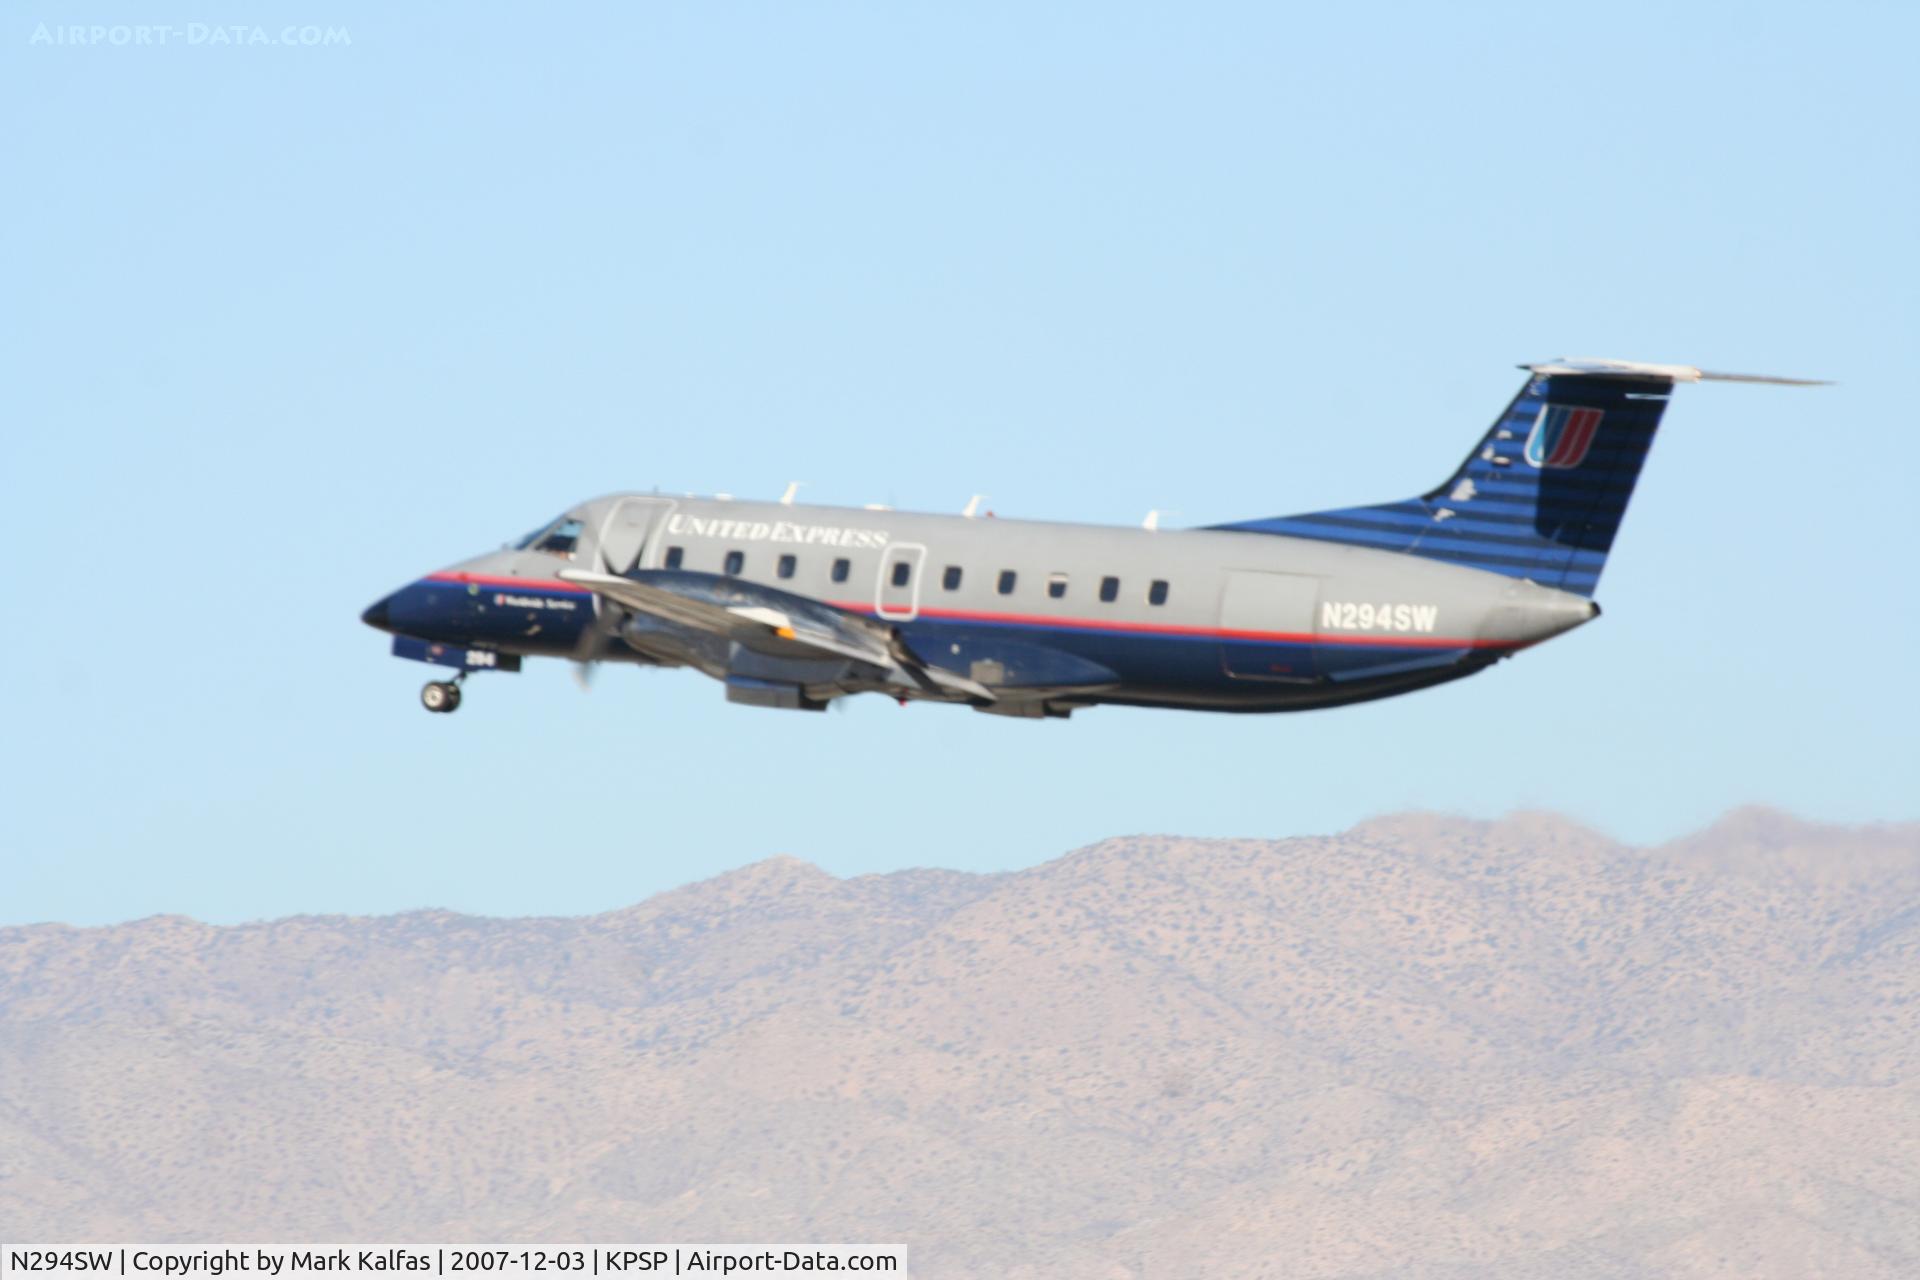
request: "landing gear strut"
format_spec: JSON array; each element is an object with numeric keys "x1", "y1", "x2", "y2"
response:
[{"x1": 421, "y1": 676, "x2": 464, "y2": 714}]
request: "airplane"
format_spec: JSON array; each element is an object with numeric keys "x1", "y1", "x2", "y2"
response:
[{"x1": 361, "y1": 357, "x2": 1820, "y2": 717}]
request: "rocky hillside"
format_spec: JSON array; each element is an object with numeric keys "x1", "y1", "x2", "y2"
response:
[{"x1": 4, "y1": 810, "x2": 1919, "y2": 1277}]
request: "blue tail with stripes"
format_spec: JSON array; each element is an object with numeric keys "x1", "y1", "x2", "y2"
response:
[{"x1": 1214, "y1": 367, "x2": 1676, "y2": 596}]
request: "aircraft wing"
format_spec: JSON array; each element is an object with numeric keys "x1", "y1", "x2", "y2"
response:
[{"x1": 556, "y1": 568, "x2": 995, "y2": 702}]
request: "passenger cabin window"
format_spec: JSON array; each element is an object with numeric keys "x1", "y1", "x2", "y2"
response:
[
  {"x1": 998, "y1": 570, "x2": 1017, "y2": 595},
  {"x1": 831, "y1": 558, "x2": 851, "y2": 583},
  {"x1": 1099, "y1": 576, "x2": 1119, "y2": 602},
  {"x1": 1047, "y1": 574, "x2": 1068, "y2": 600},
  {"x1": 1148, "y1": 579, "x2": 1170, "y2": 606},
  {"x1": 777, "y1": 554, "x2": 797, "y2": 579},
  {"x1": 664, "y1": 546, "x2": 684, "y2": 569},
  {"x1": 943, "y1": 565, "x2": 963, "y2": 591},
  {"x1": 724, "y1": 550, "x2": 745, "y2": 576},
  {"x1": 890, "y1": 560, "x2": 912, "y2": 588}
]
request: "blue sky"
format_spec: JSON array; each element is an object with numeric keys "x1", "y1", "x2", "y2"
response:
[{"x1": 3, "y1": 3, "x2": 1914, "y2": 926}]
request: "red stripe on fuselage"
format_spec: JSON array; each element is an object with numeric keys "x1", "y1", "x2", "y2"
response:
[
  {"x1": 825, "y1": 599, "x2": 1506, "y2": 650},
  {"x1": 418, "y1": 573, "x2": 1503, "y2": 650},
  {"x1": 425, "y1": 570, "x2": 590, "y2": 594}
]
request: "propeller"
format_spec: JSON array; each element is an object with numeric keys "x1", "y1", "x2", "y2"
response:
[
  {"x1": 569, "y1": 524, "x2": 630, "y2": 689},
  {"x1": 570, "y1": 584, "x2": 627, "y2": 690}
]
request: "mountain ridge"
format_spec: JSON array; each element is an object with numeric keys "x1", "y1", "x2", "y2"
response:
[{"x1": 3, "y1": 809, "x2": 1918, "y2": 1278}]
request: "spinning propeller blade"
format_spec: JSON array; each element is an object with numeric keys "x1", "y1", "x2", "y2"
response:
[{"x1": 569, "y1": 587, "x2": 627, "y2": 690}]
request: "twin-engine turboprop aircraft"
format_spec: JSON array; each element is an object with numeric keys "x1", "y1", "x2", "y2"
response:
[{"x1": 362, "y1": 358, "x2": 1819, "y2": 717}]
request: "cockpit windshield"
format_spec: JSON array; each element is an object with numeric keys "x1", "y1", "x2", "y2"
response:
[{"x1": 515, "y1": 516, "x2": 584, "y2": 557}]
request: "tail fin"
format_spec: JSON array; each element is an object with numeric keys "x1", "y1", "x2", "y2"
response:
[{"x1": 1213, "y1": 358, "x2": 1825, "y2": 597}]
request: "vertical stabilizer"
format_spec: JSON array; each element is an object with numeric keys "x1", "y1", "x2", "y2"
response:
[{"x1": 1212, "y1": 358, "x2": 1823, "y2": 596}]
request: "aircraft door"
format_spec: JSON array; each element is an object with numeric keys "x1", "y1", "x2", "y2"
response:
[
  {"x1": 1219, "y1": 570, "x2": 1320, "y2": 682},
  {"x1": 594, "y1": 498, "x2": 676, "y2": 574},
  {"x1": 875, "y1": 542, "x2": 927, "y2": 621}
]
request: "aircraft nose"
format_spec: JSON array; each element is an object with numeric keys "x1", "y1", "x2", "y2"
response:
[{"x1": 361, "y1": 594, "x2": 394, "y2": 632}]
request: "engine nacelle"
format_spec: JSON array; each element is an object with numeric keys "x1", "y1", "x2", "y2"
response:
[{"x1": 724, "y1": 676, "x2": 828, "y2": 712}]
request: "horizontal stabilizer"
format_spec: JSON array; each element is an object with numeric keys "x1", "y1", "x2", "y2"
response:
[{"x1": 1524, "y1": 357, "x2": 1830, "y2": 386}]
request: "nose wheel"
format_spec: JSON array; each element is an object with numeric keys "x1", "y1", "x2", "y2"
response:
[{"x1": 421, "y1": 678, "x2": 463, "y2": 714}]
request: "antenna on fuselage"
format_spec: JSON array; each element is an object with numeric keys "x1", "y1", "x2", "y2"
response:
[
  {"x1": 962, "y1": 494, "x2": 986, "y2": 518},
  {"x1": 780, "y1": 481, "x2": 804, "y2": 505}
]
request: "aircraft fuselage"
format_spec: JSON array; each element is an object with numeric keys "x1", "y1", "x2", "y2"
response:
[{"x1": 364, "y1": 493, "x2": 1597, "y2": 716}]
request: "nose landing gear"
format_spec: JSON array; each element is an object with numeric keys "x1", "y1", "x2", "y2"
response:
[{"x1": 421, "y1": 676, "x2": 464, "y2": 714}]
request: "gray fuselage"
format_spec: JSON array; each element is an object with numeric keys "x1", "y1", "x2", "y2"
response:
[{"x1": 369, "y1": 493, "x2": 1597, "y2": 716}]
